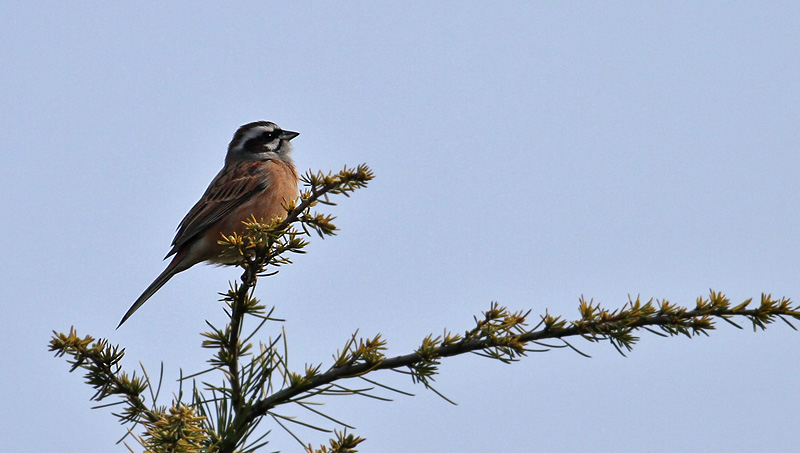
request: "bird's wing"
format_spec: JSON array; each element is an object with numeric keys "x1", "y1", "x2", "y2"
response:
[{"x1": 166, "y1": 161, "x2": 272, "y2": 257}]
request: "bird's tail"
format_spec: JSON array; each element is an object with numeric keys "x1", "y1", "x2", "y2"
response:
[{"x1": 117, "y1": 256, "x2": 185, "y2": 328}]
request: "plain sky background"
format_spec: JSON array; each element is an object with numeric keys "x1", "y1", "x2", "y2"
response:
[{"x1": 2, "y1": 2, "x2": 799, "y2": 452}]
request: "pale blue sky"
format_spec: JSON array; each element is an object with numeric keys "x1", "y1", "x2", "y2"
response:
[{"x1": 2, "y1": 2, "x2": 799, "y2": 452}]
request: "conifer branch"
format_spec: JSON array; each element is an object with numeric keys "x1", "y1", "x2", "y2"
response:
[
  {"x1": 243, "y1": 293, "x2": 800, "y2": 423},
  {"x1": 49, "y1": 164, "x2": 800, "y2": 452}
]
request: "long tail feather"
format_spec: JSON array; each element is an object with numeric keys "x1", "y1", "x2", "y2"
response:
[{"x1": 117, "y1": 258, "x2": 184, "y2": 328}]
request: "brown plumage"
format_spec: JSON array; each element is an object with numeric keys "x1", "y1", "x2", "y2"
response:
[{"x1": 118, "y1": 121, "x2": 299, "y2": 328}]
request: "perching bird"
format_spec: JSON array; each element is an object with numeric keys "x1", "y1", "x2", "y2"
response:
[{"x1": 118, "y1": 121, "x2": 299, "y2": 328}]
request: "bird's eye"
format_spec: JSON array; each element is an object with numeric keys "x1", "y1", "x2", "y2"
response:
[
  {"x1": 242, "y1": 130, "x2": 282, "y2": 153},
  {"x1": 242, "y1": 128, "x2": 283, "y2": 154}
]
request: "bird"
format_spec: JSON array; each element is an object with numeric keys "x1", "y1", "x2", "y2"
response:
[{"x1": 118, "y1": 121, "x2": 299, "y2": 328}]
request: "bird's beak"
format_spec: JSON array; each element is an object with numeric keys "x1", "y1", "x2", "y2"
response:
[{"x1": 279, "y1": 130, "x2": 300, "y2": 141}]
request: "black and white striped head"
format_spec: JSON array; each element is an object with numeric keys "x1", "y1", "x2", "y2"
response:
[{"x1": 227, "y1": 121, "x2": 299, "y2": 164}]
